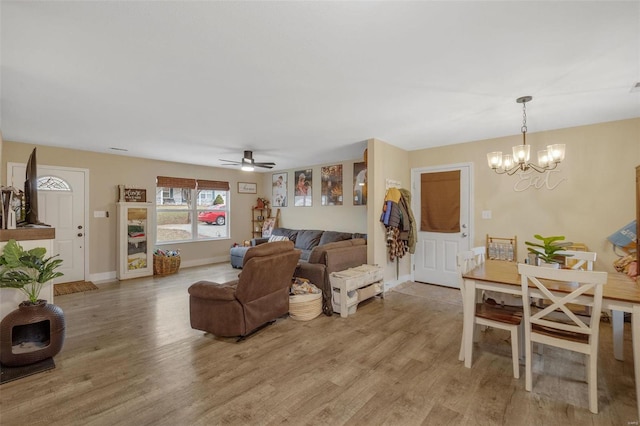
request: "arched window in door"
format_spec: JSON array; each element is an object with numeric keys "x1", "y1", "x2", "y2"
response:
[{"x1": 37, "y1": 176, "x2": 71, "y2": 191}]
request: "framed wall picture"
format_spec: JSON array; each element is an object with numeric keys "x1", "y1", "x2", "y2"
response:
[
  {"x1": 272, "y1": 172, "x2": 288, "y2": 207},
  {"x1": 321, "y1": 165, "x2": 343, "y2": 206},
  {"x1": 353, "y1": 162, "x2": 367, "y2": 205},
  {"x1": 237, "y1": 182, "x2": 257, "y2": 194},
  {"x1": 294, "y1": 169, "x2": 313, "y2": 207}
]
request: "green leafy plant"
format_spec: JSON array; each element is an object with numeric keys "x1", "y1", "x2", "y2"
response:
[
  {"x1": 525, "y1": 234, "x2": 573, "y2": 264},
  {"x1": 0, "y1": 239, "x2": 64, "y2": 304}
]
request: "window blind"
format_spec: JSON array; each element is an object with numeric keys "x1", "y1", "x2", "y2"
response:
[
  {"x1": 197, "y1": 179, "x2": 230, "y2": 191},
  {"x1": 420, "y1": 170, "x2": 461, "y2": 233},
  {"x1": 156, "y1": 176, "x2": 196, "y2": 189},
  {"x1": 156, "y1": 176, "x2": 229, "y2": 191}
]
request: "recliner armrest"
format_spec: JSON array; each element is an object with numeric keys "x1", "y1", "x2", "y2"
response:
[{"x1": 188, "y1": 280, "x2": 238, "y2": 301}]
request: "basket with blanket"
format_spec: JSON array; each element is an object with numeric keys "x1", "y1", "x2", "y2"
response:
[{"x1": 153, "y1": 248, "x2": 181, "y2": 276}]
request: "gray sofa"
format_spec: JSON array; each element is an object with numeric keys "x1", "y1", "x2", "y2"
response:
[
  {"x1": 256, "y1": 228, "x2": 368, "y2": 315},
  {"x1": 252, "y1": 228, "x2": 367, "y2": 261},
  {"x1": 229, "y1": 228, "x2": 368, "y2": 315}
]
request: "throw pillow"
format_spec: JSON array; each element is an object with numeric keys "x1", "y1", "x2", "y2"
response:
[{"x1": 268, "y1": 235, "x2": 289, "y2": 243}]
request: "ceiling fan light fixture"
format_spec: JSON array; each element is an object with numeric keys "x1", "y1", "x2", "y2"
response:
[
  {"x1": 219, "y1": 150, "x2": 274, "y2": 170},
  {"x1": 241, "y1": 158, "x2": 254, "y2": 171}
]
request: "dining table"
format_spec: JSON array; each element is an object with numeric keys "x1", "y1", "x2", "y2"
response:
[{"x1": 461, "y1": 259, "x2": 640, "y2": 418}]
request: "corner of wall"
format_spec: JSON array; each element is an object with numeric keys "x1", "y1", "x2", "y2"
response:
[{"x1": 367, "y1": 138, "x2": 412, "y2": 284}]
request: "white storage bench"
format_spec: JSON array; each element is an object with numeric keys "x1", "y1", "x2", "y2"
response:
[{"x1": 330, "y1": 264, "x2": 384, "y2": 318}]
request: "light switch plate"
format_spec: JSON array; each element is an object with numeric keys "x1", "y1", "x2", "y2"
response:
[{"x1": 481, "y1": 210, "x2": 492, "y2": 219}]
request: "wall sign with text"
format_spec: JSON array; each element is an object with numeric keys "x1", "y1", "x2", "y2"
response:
[
  {"x1": 123, "y1": 188, "x2": 147, "y2": 202},
  {"x1": 513, "y1": 170, "x2": 567, "y2": 192}
]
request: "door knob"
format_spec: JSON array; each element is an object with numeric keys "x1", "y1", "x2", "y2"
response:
[
  {"x1": 77, "y1": 233, "x2": 83, "y2": 237},
  {"x1": 461, "y1": 233, "x2": 468, "y2": 238}
]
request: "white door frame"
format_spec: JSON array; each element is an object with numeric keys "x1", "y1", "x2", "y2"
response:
[
  {"x1": 410, "y1": 162, "x2": 474, "y2": 284},
  {"x1": 7, "y1": 163, "x2": 90, "y2": 283}
]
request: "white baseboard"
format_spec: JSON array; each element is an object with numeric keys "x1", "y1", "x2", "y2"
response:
[
  {"x1": 180, "y1": 255, "x2": 229, "y2": 269},
  {"x1": 383, "y1": 274, "x2": 412, "y2": 291},
  {"x1": 90, "y1": 271, "x2": 117, "y2": 284},
  {"x1": 91, "y1": 255, "x2": 231, "y2": 284}
]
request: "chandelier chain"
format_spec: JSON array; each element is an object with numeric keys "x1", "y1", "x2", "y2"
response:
[{"x1": 521, "y1": 101, "x2": 528, "y2": 134}]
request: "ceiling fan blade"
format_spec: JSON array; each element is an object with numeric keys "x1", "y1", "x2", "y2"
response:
[
  {"x1": 219, "y1": 158, "x2": 241, "y2": 163},
  {"x1": 220, "y1": 152, "x2": 274, "y2": 169}
]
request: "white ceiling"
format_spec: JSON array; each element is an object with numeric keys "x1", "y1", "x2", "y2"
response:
[{"x1": 1, "y1": 1, "x2": 639, "y2": 172}]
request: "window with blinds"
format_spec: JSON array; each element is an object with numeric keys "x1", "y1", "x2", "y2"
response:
[{"x1": 156, "y1": 176, "x2": 231, "y2": 244}]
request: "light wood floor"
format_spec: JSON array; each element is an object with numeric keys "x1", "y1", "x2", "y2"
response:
[{"x1": 0, "y1": 263, "x2": 637, "y2": 425}]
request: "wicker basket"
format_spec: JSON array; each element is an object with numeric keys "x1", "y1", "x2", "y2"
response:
[
  {"x1": 153, "y1": 255, "x2": 181, "y2": 276},
  {"x1": 289, "y1": 292, "x2": 322, "y2": 321}
]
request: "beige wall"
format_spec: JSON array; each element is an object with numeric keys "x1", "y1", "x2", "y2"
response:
[
  {"x1": 2, "y1": 117, "x2": 637, "y2": 283},
  {"x1": 369, "y1": 138, "x2": 412, "y2": 284},
  {"x1": 2, "y1": 141, "x2": 266, "y2": 280},
  {"x1": 409, "y1": 118, "x2": 640, "y2": 272},
  {"x1": 259, "y1": 158, "x2": 368, "y2": 234}
]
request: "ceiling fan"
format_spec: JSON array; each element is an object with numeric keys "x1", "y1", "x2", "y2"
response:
[{"x1": 219, "y1": 150, "x2": 275, "y2": 171}]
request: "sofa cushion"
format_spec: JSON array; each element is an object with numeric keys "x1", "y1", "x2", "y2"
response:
[
  {"x1": 319, "y1": 231, "x2": 354, "y2": 246},
  {"x1": 272, "y1": 228, "x2": 298, "y2": 243},
  {"x1": 294, "y1": 230, "x2": 324, "y2": 251}
]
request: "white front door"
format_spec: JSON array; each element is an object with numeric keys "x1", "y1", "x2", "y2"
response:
[
  {"x1": 412, "y1": 163, "x2": 472, "y2": 288},
  {"x1": 8, "y1": 164, "x2": 88, "y2": 284}
]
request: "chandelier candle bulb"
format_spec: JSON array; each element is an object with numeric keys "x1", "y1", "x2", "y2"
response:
[
  {"x1": 513, "y1": 144, "x2": 530, "y2": 163},
  {"x1": 502, "y1": 154, "x2": 514, "y2": 170},
  {"x1": 538, "y1": 150, "x2": 550, "y2": 167},
  {"x1": 548, "y1": 144, "x2": 566, "y2": 162},
  {"x1": 487, "y1": 152, "x2": 503, "y2": 168}
]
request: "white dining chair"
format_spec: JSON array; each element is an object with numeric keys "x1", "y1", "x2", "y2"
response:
[
  {"x1": 528, "y1": 248, "x2": 596, "y2": 270},
  {"x1": 533, "y1": 250, "x2": 597, "y2": 315},
  {"x1": 518, "y1": 263, "x2": 608, "y2": 414},
  {"x1": 559, "y1": 250, "x2": 597, "y2": 271},
  {"x1": 458, "y1": 247, "x2": 522, "y2": 379}
]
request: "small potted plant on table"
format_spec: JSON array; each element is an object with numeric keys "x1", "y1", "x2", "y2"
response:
[{"x1": 525, "y1": 234, "x2": 573, "y2": 267}]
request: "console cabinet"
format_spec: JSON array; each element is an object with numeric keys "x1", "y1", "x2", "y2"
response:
[{"x1": 117, "y1": 202, "x2": 154, "y2": 280}]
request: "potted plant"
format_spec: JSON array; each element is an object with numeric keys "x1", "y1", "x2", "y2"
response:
[
  {"x1": 525, "y1": 234, "x2": 573, "y2": 267},
  {"x1": 0, "y1": 239, "x2": 64, "y2": 305},
  {"x1": 0, "y1": 239, "x2": 66, "y2": 366}
]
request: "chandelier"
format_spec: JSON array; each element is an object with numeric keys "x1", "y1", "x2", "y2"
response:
[{"x1": 487, "y1": 96, "x2": 565, "y2": 175}]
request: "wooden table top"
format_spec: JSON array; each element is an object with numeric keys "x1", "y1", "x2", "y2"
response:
[{"x1": 463, "y1": 260, "x2": 640, "y2": 304}]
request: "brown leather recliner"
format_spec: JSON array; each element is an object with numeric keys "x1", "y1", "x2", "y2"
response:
[{"x1": 188, "y1": 240, "x2": 300, "y2": 338}]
